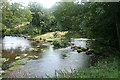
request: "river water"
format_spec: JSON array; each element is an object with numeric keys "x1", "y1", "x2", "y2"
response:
[{"x1": 2, "y1": 36, "x2": 92, "y2": 78}]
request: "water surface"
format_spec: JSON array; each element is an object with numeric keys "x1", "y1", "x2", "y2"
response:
[{"x1": 2, "y1": 36, "x2": 91, "y2": 78}]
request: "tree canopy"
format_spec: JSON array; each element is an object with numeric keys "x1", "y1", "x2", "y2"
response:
[{"x1": 53, "y1": 2, "x2": 120, "y2": 49}]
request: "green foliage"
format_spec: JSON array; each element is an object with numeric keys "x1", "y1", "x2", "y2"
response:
[
  {"x1": 2, "y1": 0, "x2": 32, "y2": 27},
  {"x1": 53, "y1": 39, "x2": 61, "y2": 48},
  {"x1": 53, "y1": 2, "x2": 119, "y2": 49},
  {"x1": 53, "y1": 38, "x2": 69, "y2": 48},
  {"x1": 28, "y1": 2, "x2": 59, "y2": 33},
  {"x1": 61, "y1": 39, "x2": 70, "y2": 48},
  {"x1": 15, "y1": 60, "x2": 21, "y2": 63},
  {"x1": 53, "y1": 32, "x2": 60, "y2": 38},
  {"x1": 2, "y1": 24, "x2": 42, "y2": 36}
]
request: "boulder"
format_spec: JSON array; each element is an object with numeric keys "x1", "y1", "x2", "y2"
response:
[
  {"x1": 21, "y1": 54, "x2": 28, "y2": 57},
  {"x1": 74, "y1": 46, "x2": 78, "y2": 50},
  {"x1": 28, "y1": 48, "x2": 38, "y2": 52},
  {"x1": 77, "y1": 46, "x2": 81, "y2": 49},
  {"x1": 15, "y1": 56, "x2": 21, "y2": 60},
  {"x1": 81, "y1": 47, "x2": 88, "y2": 51},
  {"x1": 36, "y1": 46, "x2": 41, "y2": 48},
  {"x1": 77, "y1": 49, "x2": 82, "y2": 53},
  {"x1": 28, "y1": 56, "x2": 39, "y2": 59},
  {"x1": 86, "y1": 49, "x2": 94, "y2": 55}
]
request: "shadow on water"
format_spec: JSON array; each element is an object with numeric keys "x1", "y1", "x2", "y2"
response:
[{"x1": 2, "y1": 36, "x2": 92, "y2": 78}]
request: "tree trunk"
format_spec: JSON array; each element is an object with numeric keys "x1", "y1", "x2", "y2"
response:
[{"x1": 116, "y1": 8, "x2": 120, "y2": 51}]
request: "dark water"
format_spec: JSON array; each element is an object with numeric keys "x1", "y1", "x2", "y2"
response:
[{"x1": 2, "y1": 36, "x2": 92, "y2": 78}]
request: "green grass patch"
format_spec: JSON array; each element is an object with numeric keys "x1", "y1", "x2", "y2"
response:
[{"x1": 34, "y1": 31, "x2": 67, "y2": 41}]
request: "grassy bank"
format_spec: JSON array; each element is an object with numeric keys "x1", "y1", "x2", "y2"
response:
[
  {"x1": 54, "y1": 55, "x2": 119, "y2": 78},
  {"x1": 34, "y1": 31, "x2": 67, "y2": 40}
]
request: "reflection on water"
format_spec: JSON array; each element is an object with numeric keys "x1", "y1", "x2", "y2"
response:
[{"x1": 2, "y1": 36, "x2": 91, "y2": 78}]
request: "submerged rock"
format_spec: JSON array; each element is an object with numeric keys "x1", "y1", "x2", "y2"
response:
[
  {"x1": 9, "y1": 58, "x2": 29, "y2": 68},
  {"x1": 9, "y1": 65, "x2": 24, "y2": 71},
  {"x1": 61, "y1": 53, "x2": 67, "y2": 57}
]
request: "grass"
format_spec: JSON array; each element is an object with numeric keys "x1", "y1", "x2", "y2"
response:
[
  {"x1": 34, "y1": 31, "x2": 68, "y2": 40},
  {"x1": 54, "y1": 55, "x2": 119, "y2": 78}
]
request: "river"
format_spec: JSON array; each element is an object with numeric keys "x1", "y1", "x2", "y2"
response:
[{"x1": 2, "y1": 36, "x2": 92, "y2": 78}]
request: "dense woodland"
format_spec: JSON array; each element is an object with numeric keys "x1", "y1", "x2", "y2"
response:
[
  {"x1": 0, "y1": 0, "x2": 120, "y2": 78},
  {"x1": 1, "y1": 0, "x2": 120, "y2": 51}
]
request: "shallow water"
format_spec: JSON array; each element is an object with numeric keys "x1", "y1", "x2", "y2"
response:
[
  {"x1": 2, "y1": 36, "x2": 91, "y2": 78},
  {"x1": 3, "y1": 36, "x2": 31, "y2": 51}
]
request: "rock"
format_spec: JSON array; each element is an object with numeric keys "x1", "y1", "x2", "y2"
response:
[
  {"x1": 74, "y1": 46, "x2": 78, "y2": 50},
  {"x1": 9, "y1": 58, "x2": 29, "y2": 67},
  {"x1": 68, "y1": 42, "x2": 71, "y2": 46},
  {"x1": 36, "y1": 41, "x2": 40, "y2": 43},
  {"x1": 0, "y1": 58, "x2": 9, "y2": 63},
  {"x1": 40, "y1": 37, "x2": 42, "y2": 40},
  {"x1": 86, "y1": 51, "x2": 92, "y2": 55},
  {"x1": 27, "y1": 36, "x2": 31, "y2": 38},
  {"x1": 71, "y1": 46, "x2": 74, "y2": 49},
  {"x1": 21, "y1": 54, "x2": 28, "y2": 57},
  {"x1": 81, "y1": 47, "x2": 88, "y2": 51},
  {"x1": 88, "y1": 49, "x2": 94, "y2": 53},
  {"x1": 28, "y1": 48, "x2": 38, "y2": 52},
  {"x1": 77, "y1": 49, "x2": 82, "y2": 53},
  {"x1": 28, "y1": 56, "x2": 33, "y2": 58},
  {"x1": 0, "y1": 70, "x2": 7, "y2": 75},
  {"x1": 43, "y1": 39, "x2": 46, "y2": 42},
  {"x1": 61, "y1": 53, "x2": 67, "y2": 57},
  {"x1": 34, "y1": 56, "x2": 39, "y2": 59},
  {"x1": 77, "y1": 46, "x2": 81, "y2": 49},
  {"x1": 15, "y1": 56, "x2": 21, "y2": 60},
  {"x1": 36, "y1": 46, "x2": 41, "y2": 48},
  {"x1": 86, "y1": 49, "x2": 94, "y2": 55},
  {"x1": 9, "y1": 65, "x2": 24, "y2": 71},
  {"x1": 28, "y1": 56, "x2": 39, "y2": 59},
  {"x1": 71, "y1": 43, "x2": 74, "y2": 45}
]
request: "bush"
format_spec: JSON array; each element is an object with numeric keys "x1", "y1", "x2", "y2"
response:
[
  {"x1": 53, "y1": 39, "x2": 61, "y2": 48},
  {"x1": 61, "y1": 39, "x2": 69, "y2": 48},
  {"x1": 53, "y1": 32, "x2": 61, "y2": 38},
  {"x1": 53, "y1": 38, "x2": 70, "y2": 48}
]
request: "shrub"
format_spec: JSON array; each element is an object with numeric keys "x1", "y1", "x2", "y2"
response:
[
  {"x1": 53, "y1": 32, "x2": 61, "y2": 38},
  {"x1": 53, "y1": 38, "x2": 70, "y2": 48},
  {"x1": 53, "y1": 39, "x2": 61, "y2": 48}
]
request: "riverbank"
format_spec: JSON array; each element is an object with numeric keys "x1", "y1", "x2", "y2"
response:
[
  {"x1": 54, "y1": 54, "x2": 119, "y2": 78},
  {"x1": 53, "y1": 48, "x2": 119, "y2": 78}
]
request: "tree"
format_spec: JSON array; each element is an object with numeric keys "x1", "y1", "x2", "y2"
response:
[
  {"x1": 53, "y1": 2, "x2": 120, "y2": 49},
  {"x1": 2, "y1": 0, "x2": 13, "y2": 27},
  {"x1": 28, "y1": 2, "x2": 58, "y2": 33}
]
